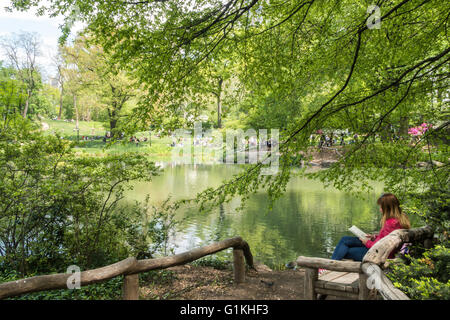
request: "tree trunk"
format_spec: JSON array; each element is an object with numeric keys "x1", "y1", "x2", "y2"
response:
[
  {"x1": 217, "y1": 78, "x2": 223, "y2": 129},
  {"x1": 109, "y1": 119, "x2": 117, "y2": 136},
  {"x1": 109, "y1": 108, "x2": 117, "y2": 137},
  {"x1": 74, "y1": 94, "x2": 80, "y2": 142},
  {"x1": 74, "y1": 94, "x2": 79, "y2": 128},
  {"x1": 22, "y1": 89, "x2": 31, "y2": 118},
  {"x1": 399, "y1": 116, "x2": 409, "y2": 136},
  {"x1": 380, "y1": 123, "x2": 391, "y2": 141},
  {"x1": 58, "y1": 86, "x2": 64, "y2": 120}
]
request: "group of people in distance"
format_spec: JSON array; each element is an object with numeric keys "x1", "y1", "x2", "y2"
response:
[
  {"x1": 312, "y1": 132, "x2": 359, "y2": 147},
  {"x1": 129, "y1": 136, "x2": 148, "y2": 146},
  {"x1": 170, "y1": 135, "x2": 276, "y2": 150}
]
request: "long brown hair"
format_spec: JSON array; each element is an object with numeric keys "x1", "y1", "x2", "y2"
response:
[{"x1": 377, "y1": 193, "x2": 411, "y2": 229}]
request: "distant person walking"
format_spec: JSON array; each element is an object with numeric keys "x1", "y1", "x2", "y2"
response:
[{"x1": 325, "y1": 135, "x2": 330, "y2": 147}]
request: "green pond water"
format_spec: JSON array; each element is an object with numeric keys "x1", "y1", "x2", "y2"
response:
[{"x1": 128, "y1": 163, "x2": 386, "y2": 268}]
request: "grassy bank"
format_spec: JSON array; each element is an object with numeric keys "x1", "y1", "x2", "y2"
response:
[{"x1": 39, "y1": 118, "x2": 173, "y2": 158}]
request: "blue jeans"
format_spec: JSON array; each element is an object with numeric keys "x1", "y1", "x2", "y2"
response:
[{"x1": 331, "y1": 236, "x2": 368, "y2": 261}]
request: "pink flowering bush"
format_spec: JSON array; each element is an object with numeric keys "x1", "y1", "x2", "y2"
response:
[{"x1": 408, "y1": 123, "x2": 432, "y2": 136}]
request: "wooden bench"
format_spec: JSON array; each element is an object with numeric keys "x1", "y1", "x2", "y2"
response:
[{"x1": 296, "y1": 225, "x2": 434, "y2": 300}]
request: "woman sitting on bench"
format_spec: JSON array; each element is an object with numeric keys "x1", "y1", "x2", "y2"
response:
[{"x1": 328, "y1": 193, "x2": 411, "y2": 265}]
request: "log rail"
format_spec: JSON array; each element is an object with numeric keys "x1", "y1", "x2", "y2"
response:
[
  {"x1": 0, "y1": 236, "x2": 254, "y2": 300},
  {"x1": 361, "y1": 225, "x2": 433, "y2": 300}
]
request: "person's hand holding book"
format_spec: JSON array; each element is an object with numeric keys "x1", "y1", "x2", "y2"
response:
[
  {"x1": 359, "y1": 234, "x2": 376, "y2": 245},
  {"x1": 366, "y1": 234, "x2": 376, "y2": 241}
]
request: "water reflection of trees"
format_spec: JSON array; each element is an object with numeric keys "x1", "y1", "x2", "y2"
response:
[{"x1": 127, "y1": 165, "x2": 383, "y2": 267}]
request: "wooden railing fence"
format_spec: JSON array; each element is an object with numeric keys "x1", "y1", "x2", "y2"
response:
[
  {"x1": 1, "y1": 226, "x2": 434, "y2": 300},
  {"x1": 0, "y1": 236, "x2": 254, "y2": 300}
]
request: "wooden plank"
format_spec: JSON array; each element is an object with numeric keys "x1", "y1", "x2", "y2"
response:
[
  {"x1": 315, "y1": 280, "x2": 359, "y2": 294},
  {"x1": 328, "y1": 280, "x2": 355, "y2": 292},
  {"x1": 325, "y1": 282, "x2": 357, "y2": 294},
  {"x1": 319, "y1": 271, "x2": 348, "y2": 282},
  {"x1": 334, "y1": 272, "x2": 359, "y2": 284},
  {"x1": 350, "y1": 279, "x2": 359, "y2": 290},
  {"x1": 319, "y1": 271, "x2": 358, "y2": 284}
]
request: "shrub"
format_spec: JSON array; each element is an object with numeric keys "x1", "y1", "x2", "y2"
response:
[
  {"x1": 387, "y1": 245, "x2": 450, "y2": 300},
  {"x1": 0, "y1": 117, "x2": 168, "y2": 292}
]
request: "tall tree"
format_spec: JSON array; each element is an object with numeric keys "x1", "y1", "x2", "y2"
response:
[
  {"x1": 0, "y1": 62, "x2": 26, "y2": 126},
  {"x1": 62, "y1": 36, "x2": 138, "y2": 135},
  {"x1": 0, "y1": 32, "x2": 42, "y2": 118},
  {"x1": 53, "y1": 48, "x2": 67, "y2": 120},
  {"x1": 11, "y1": 0, "x2": 449, "y2": 208}
]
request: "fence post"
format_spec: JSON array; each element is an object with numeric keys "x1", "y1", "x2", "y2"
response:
[
  {"x1": 233, "y1": 248, "x2": 245, "y2": 284},
  {"x1": 358, "y1": 272, "x2": 370, "y2": 300},
  {"x1": 304, "y1": 268, "x2": 317, "y2": 300},
  {"x1": 122, "y1": 274, "x2": 139, "y2": 300}
]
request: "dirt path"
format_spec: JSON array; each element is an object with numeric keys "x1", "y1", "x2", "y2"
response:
[{"x1": 139, "y1": 264, "x2": 348, "y2": 300}]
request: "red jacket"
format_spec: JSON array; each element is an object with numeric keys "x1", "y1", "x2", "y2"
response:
[{"x1": 365, "y1": 218, "x2": 403, "y2": 259}]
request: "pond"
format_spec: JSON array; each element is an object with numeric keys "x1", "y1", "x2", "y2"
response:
[{"x1": 129, "y1": 164, "x2": 385, "y2": 268}]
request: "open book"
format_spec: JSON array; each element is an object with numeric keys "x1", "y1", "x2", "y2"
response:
[{"x1": 348, "y1": 225, "x2": 368, "y2": 239}]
